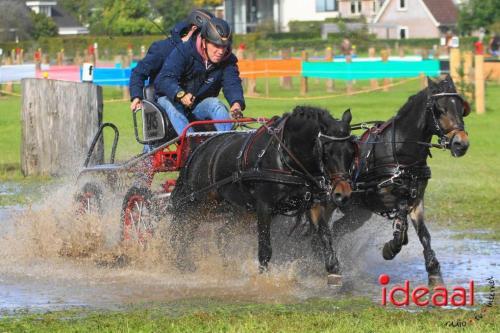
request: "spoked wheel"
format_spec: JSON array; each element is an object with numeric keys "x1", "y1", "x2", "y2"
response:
[
  {"x1": 75, "y1": 183, "x2": 103, "y2": 216},
  {"x1": 120, "y1": 186, "x2": 159, "y2": 246}
]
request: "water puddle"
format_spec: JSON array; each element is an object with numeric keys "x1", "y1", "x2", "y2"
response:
[{"x1": 0, "y1": 183, "x2": 498, "y2": 312}]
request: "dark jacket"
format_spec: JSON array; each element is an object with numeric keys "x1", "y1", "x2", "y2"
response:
[
  {"x1": 154, "y1": 37, "x2": 245, "y2": 110},
  {"x1": 128, "y1": 21, "x2": 189, "y2": 100}
]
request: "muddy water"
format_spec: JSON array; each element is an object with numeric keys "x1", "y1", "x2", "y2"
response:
[{"x1": 0, "y1": 183, "x2": 498, "y2": 312}]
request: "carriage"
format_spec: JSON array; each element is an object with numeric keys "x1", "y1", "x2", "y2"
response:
[
  {"x1": 74, "y1": 98, "x2": 265, "y2": 244},
  {"x1": 75, "y1": 75, "x2": 470, "y2": 285}
]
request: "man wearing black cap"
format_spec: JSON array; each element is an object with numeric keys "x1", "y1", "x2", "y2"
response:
[{"x1": 155, "y1": 17, "x2": 245, "y2": 135}]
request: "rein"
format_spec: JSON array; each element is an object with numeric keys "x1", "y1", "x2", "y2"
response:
[{"x1": 177, "y1": 115, "x2": 350, "y2": 206}]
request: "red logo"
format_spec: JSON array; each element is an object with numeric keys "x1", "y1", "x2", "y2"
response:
[{"x1": 379, "y1": 274, "x2": 474, "y2": 306}]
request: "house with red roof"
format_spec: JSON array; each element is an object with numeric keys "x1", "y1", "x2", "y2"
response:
[{"x1": 371, "y1": 0, "x2": 458, "y2": 39}]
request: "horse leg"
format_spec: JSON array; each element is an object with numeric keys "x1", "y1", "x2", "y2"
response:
[
  {"x1": 256, "y1": 202, "x2": 273, "y2": 273},
  {"x1": 382, "y1": 199, "x2": 409, "y2": 260},
  {"x1": 410, "y1": 200, "x2": 444, "y2": 287},
  {"x1": 310, "y1": 203, "x2": 342, "y2": 285},
  {"x1": 171, "y1": 209, "x2": 201, "y2": 272}
]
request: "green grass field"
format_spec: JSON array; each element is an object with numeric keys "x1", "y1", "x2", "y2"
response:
[
  {"x1": 0, "y1": 297, "x2": 498, "y2": 332},
  {"x1": 0, "y1": 79, "x2": 499, "y2": 332}
]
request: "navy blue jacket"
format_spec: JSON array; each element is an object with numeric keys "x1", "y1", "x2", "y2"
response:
[
  {"x1": 128, "y1": 21, "x2": 189, "y2": 100},
  {"x1": 154, "y1": 37, "x2": 245, "y2": 110}
]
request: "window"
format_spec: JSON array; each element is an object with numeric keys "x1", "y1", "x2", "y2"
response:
[
  {"x1": 316, "y1": 0, "x2": 338, "y2": 12},
  {"x1": 351, "y1": 0, "x2": 362, "y2": 14},
  {"x1": 398, "y1": 0, "x2": 407, "y2": 10},
  {"x1": 399, "y1": 27, "x2": 409, "y2": 39}
]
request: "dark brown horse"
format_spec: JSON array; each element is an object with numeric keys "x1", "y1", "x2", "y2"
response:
[
  {"x1": 305, "y1": 75, "x2": 470, "y2": 286},
  {"x1": 170, "y1": 106, "x2": 356, "y2": 281}
]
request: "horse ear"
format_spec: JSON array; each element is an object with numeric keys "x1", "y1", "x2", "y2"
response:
[
  {"x1": 342, "y1": 108, "x2": 352, "y2": 124},
  {"x1": 427, "y1": 76, "x2": 436, "y2": 88},
  {"x1": 444, "y1": 73, "x2": 456, "y2": 90}
]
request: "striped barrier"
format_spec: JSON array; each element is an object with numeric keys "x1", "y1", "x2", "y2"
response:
[
  {"x1": 238, "y1": 59, "x2": 301, "y2": 78},
  {"x1": 0, "y1": 64, "x2": 36, "y2": 83},
  {"x1": 302, "y1": 60, "x2": 440, "y2": 80},
  {"x1": 1, "y1": 59, "x2": 443, "y2": 86}
]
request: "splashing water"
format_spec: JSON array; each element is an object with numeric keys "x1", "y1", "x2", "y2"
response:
[{"x1": 0, "y1": 181, "x2": 498, "y2": 311}]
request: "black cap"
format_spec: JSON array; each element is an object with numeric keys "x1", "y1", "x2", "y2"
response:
[
  {"x1": 201, "y1": 17, "x2": 232, "y2": 47},
  {"x1": 187, "y1": 9, "x2": 214, "y2": 29}
]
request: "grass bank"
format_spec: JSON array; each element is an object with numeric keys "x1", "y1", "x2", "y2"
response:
[
  {"x1": 0, "y1": 297, "x2": 498, "y2": 332},
  {"x1": 0, "y1": 79, "x2": 499, "y2": 238}
]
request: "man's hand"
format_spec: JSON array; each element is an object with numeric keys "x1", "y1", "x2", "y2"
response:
[
  {"x1": 130, "y1": 97, "x2": 142, "y2": 112},
  {"x1": 230, "y1": 102, "x2": 243, "y2": 119},
  {"x1": 181, "y1": 93, "x2": 195, "y2": 108}
]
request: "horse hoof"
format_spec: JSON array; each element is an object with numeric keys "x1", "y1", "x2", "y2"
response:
[
  {"x1": 428, "y1": 275, "x2": 445, "y2": 288},
  {"x1": 327, "y1": 274, "x2": 342, "y2": 286},
  {"x1": 259, "y1": 265, "x2": 269, "y2": 274},
  {"x1": 382, "y1": 243, "x2": 397, "y2": 260}
]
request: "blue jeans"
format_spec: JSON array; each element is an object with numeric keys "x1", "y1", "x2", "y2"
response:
[{"x1": 157, "y1": 96, "x2": 232, "y2": 135}]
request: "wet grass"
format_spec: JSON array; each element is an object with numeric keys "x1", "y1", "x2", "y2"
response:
[
  {"x1": 0, "y1": 79, "x2": 499, "y2": 239},
  {"x1": 0, "y1": 297, "x2": 498, "y2": 332}
]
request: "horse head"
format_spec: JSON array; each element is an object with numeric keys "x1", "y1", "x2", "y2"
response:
[
  {"x1": 318, "y1": 109, "x2": 355, "y2": 206},
  {"x1": 285, "y1": 106, "x2": 355, "y2": 206},
  {"x1": 427, "y1": 75, "x2": 470, "y2": 157}
]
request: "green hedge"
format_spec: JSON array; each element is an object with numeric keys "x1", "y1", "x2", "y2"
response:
[{"x1": 0, "y1": 34, "x2": 480, "y2": 61}]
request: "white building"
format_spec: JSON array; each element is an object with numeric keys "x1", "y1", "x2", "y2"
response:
[
  {"x1": 224, "y1": 0, "x2": 385, "y2": 34},
  {"x1": 25, "y1": 1, "x2": 88, "y2": 35}
]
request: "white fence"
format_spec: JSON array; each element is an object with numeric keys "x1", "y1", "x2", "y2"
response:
[{"x1": 0, "y1": 64, "x2": 36, "y2": 83}]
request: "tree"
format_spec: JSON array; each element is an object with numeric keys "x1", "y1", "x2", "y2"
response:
[
  {"x1": 458, "y1": 0, "x2": 500, "y2": 34},
  {"x1": 0, "y1": 0, "x2": 33, "y2": 42},
  {"x1": 150, "y1": 0, "x2": 194, "y2": 35},
  {"x1": 58, "y1": 0, "x2": 99, "y2": 26},
  {"x1": 97, "y1": 0, "x2": 158, "y2": 35},
  {"x1": 193, "y1": 0, "x2": 223, "y2": 7},
  {"x1": 31, "y1": 12, "x2": 58, "y2": 40}
]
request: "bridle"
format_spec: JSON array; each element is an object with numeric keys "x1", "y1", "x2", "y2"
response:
[
  {"x1": 426, "y1": 92, "x2": 470, "y2": 149},
  {"x1": 317, "y1": 132, "x2": 356, "y2": 190}
]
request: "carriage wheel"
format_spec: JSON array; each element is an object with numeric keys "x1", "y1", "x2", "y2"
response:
[
  {"x1": 120, "y1": 186, "x2": 158, "y2": 246},
  {"x1": 75, "y1": 183, "x2": 103, "y2": 216}
]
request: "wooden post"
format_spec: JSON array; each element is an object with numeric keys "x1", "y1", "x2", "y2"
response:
[
  {"x1": 420, "y1": 72, "x2": 426, "y2": 89},
  {"x1": 280, "y1": 48, "x2": 292, "y2": 89},
  {"x1": 300, "y1": 51, "x2": 308, "y2": 95},
  {"x1": 381, "y1": 49, "x2": 390, "y2": 92},
  {"x1": 450, "y1": 48, "x2": 461, "y2": 83},
  {"x1": 246, "y1": 52, "x2": 257, "y2": 96},
  {"x1": 265, "y1": 61, "x2": 269, "y2": 97},
  {"x1": 325, "y1": 47, "x2": 334, "y2": 92},
  {"x1": 21, "y1": 79, "x2": 104, "y2": 176},
  {"x1": 474, "y1": 55, "x2": 485, "y2": 115},
  {"x1": 121, "y1": 54, "x2": 131, "y2": 99},
  {"x1": 346, "y1": 55, "x2": 353, "y2": 95},
  {"x1": 3, "y1": 51, "x2": 13, "y2": 93},
  {"x1": 74, "y1": 50, "x2": 82, "y2": 66},
  {"x1": 369, "y1": 47, "x2": 378, "y2": 89},
  {"x1": 93, "y1": 43, "x2": 99, "y2": 65},
  {"x1": 463, "y1": 52, "x2": 473, "y2": 85}
]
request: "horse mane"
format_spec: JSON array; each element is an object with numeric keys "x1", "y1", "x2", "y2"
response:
[
  {"x1": 396, "y1": 90, "x2": 427, "y2": 118},
  {"x1": 290, "y1": 105, "x2": 336, "y2": 122}
]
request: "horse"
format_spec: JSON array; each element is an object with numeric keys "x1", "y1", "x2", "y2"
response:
[
  {"x1": 304, "y1": 75, "x2": 470, "y2": 286},
  {"x1": 170, "y1": 106, "x2": 356, "y2": 282}
]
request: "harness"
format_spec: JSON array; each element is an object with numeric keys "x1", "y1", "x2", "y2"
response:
[
  {"x1": 353, "y1": 92, "x2": 466, "y2": 217},
  {"x1": 177, "y1": 116, "x2": 351, "y2": 214}
]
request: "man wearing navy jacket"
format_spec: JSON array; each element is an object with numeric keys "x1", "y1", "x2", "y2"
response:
[
  {"x1": 155, "y1": 17, "x2": 245, "y2": 134},
  {"x1": 129, "y1": 9, "x2": 213, "y2": 111}
]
